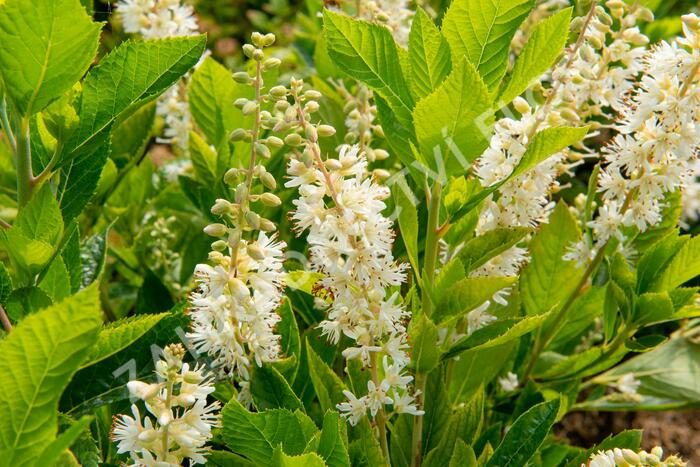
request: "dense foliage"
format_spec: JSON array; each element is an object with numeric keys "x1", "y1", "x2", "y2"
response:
[{"x1": 1, "y1": 0, "x2": 700, "y2": 466}]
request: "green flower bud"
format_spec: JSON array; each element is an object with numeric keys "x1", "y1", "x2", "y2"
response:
[
  {"x1": 261, "y1": 171, "x2": 277, "y2": 190},
  {"x1": 317, "y1": 125, "x2": 336, "y2": 137},
  {"x1": 242, "y1": 101, "x2": 259, "y2": 116},
  {"x1": 204, "y1": 223, "x2": 227, "y2": 237},
  {"x1": 245, "y1": 211, "x2": 261, "y2": 229},
  {"x1": 269, "y1": 85, "x2": 287, "y2": 98},
  {"x1": 305, "y1": 125, "x2": 318, "y2": 142},
  {"x1": 304, "y1": 90, "x2": 322, "y2": 100},
  {"x1": 211, "y1": 240, "x2": 228, "y2": 251},
  {"x1": 242, "y1": 44, "x2": 255, "y2": 57},
  {"x1": 285, "y1": 133, "x2": 303, "y2": 147},
  {"x1": 233, "y1": 71, "x2": 251, "y2": 84},
  {"x1": 265, "y1": 136, "x2": 284, "y2": 148},
  {"x1": 251, "y1": 32, "x2": 265, "y2": 47},
  {"x1": 263, "y1": 58, "x2": 281, "y2": 71},
  {"x1": 247, "y1": 243, "x2": 266, "y2": 260},
  {"x1": 255, "y1": 142, "x2": 271, "y2": 159},
  {"x1": 259, "y1": 218, "x2": 276, "y2": 232},
  {"x1": 304, "y1": 101, "x2": 320, "y2": 113},
  {"x1": 211, "y1": 198, "x2": 233, "y2": 215},
  {"x1": 230, "y1": 128, "x2": 249, "y2": 141},
  {"x1": 260, "y1": 192, "x2": 282, "y2": 207},
  {"x1": 263, "y1": 33, "x2": 276, "y2": 46},
  {"x1": 234, "y1": 98, "x2": 249, "y2": 109},
  {"x1": 253, "y1": 49, "x2": 265, "y2": 61},
  {"x1": 224, "y1": 168, "x2": 239, "y2": 184}
]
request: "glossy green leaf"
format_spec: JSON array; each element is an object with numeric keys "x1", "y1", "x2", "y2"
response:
[
  {"x1": 454, "y1": 227, "x2": 531, "y2": 272},
  {"x1": 442, "y1": 0, "x2": 534, "y2": 89},
  {"x1": 317, "y1": 411, "x2": 351, "y2": 467},
  {"x1": 409, "y1": 313, "x2": 440, "y2": 372},
  {"x1": 0, "y1": 285, "x2": 102, "y2": 466},
  {"x1": 434, "y1": 276, "x2": 516, "y2": 324},
  {"x1": 485, "y1": 398, "x2": 560, "y2": 467},
  {"x1": 408, "y1": 8, "x2": 452, "y2": 98},
  {"x1": 272, "y1": 445, "x2": 327, "y2": 467},
  {"x1": 498, "y1": 8, "x2": 572, "y2": 105},
  {"x1": 306, "y1": 340, "x2": 347, "y2": 413},
  {"x1": 650, "y1": 234, "x2": 700, "y2": 292},
  {"x1": 251, "y1": 365, "x2": 303, "y2": 411},
  {"x1": 0, "y1": 0, "x2": 101, "y2": 116}
]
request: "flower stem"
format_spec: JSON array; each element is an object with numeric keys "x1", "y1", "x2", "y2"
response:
[
  {"x1": 410, "y1": 372, "x2": 426, "y2": 467},
  {"x1": 0, "y1": 304, "x2": 12, "y2": 333},
  {"x1": 370, "y1": 353, "x2": 390, "y2": 465}
]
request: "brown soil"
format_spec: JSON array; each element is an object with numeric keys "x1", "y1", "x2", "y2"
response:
[{"x1": 556, "y1": 411, "x2": 700, "y2": 464}]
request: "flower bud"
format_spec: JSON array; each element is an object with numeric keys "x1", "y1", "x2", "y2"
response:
[
  {"x1": 304, "y1": 90, "x2": 322, "y2": 100},
  {"x1": 265, "y1": 136, "x2": 284, "y2": 149},
  {"x1": 211, "y1": 198, "x2": 233, "y2": 215},
  {"x1": 211, "y1": 240, "x2": 228, "y2": 251},
  {"x1": 317, "y1": 125, "x2": 336, "y2": 137},
  {"x1": 304, "y1": 100, "x2": 320, "y2": 113},
  {"x1": 259, "y1": 218, "x2": 276, "y2": 232},
  {"x1": 374, "y1": 148, "x2": 389, "y2": 160},
  {"x1": 127, "y1": 381, "x2": 160, "y2": 401},
  {"x1": 234, "y1": 98, "x2": 248, "y2": 108},
  {"x1": 373, "y1": 168, "x2": 390, "y2": 180},
  {"x1": 233, "y1": 71, "x2": 251, "y2": 84},
  {"x1": 305, "y1": 125, "x2": 318, "y2": 142},
  {"x1": 224, "y1": 168, "x2": 239, "y2": 184},
  {"x1": 245, "y1": 211, "x2": 261, "y2": 229},
  {"x1": 255, "y1": 142, "x2": 271, "y2": 159},
  {"x1": 251, "y1": 32, "x2": 265, "y2": 47},
  {"x1": 269, "y1": 85, "x2": 287, "y2": 98},
  {"x1": 621, "y1": 449, "x2": 641, "y2": 465},
  {"x1": 261, "y1": 171, "x2": 277, "y2": 190},
  {"x1": 260, "y1": 192, "x2": 282, "y2": 206},
  {"x1": 263, "y1": 58, "x2": 281, "y2": 71},
  {"x1": 235, "y1": 183, "x2": 248, "y2": 204},
  {"x1": 263, "y1": 33, "x2": 276, "y2": 46},
  {"x1": 242, "y1": 100, "x2": 259, "y2": 116},
  {"x1": 183, "y1": 370, "x2": 204, "y2": 384},
  {"x1": 230, "y1": 128, "x2": 249, "y2": 141},
  {"x1": 242, "y1": 44, "x2": 255, "y2": 57},
  {"x1": 513, "y1": 96, "x2": 530, "y2": 114},
  {"x1": 285, "y1": 133, "x2": 303, "y2": 147},
  {"x1": 204, "y1": 223, "x2": 227, "y2": 237},
  {"x1": 247, "y1": 243, "x2": 266, "y2": 260},
  {"x1": 253, "y1": 49, "x2": 265, "y2": 61},
  {"x1": 228, "y1": 277, "x2": 249, "y2": 298}
]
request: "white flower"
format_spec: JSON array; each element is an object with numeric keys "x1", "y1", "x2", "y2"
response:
[
  {"x1": 467, "y1": 301, "x2": 497, "y2": 335},
  {"x1": 337, "y1": 390, "x2": 367, "y2": 426},
  {"x1": 498, "y1": 372, "x2": 519, "y2": 392},
  {"x1": 616, "y1": 373, "x2": 641, "y2": 395},
  {"x1": 112, "y1": 344, "x2": 220, "y2": 465}
]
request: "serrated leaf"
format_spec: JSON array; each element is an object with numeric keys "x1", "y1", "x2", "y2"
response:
[
  {"x1": 444, "y1": 313, "x2": 550, "y2": 360},
  {"x1": 0, "y1": 0, "x2": 101, "y2": 116},
  {"x1": 15, "y1": 184, "x2": 63, "y2": 244},
  {"x1": 272, "y1": 445, "x2": 327, "y2": 467},
  {"x1": 65, "y1": 35, "x2": 206, "y2": 159},
  {"x1": 317, "y1": 411, "x2": 351, "y2": 467},
  {"x1": 650, "y1": 234, "x2": 700, "y2": 292},
  {"x1": 498, "y1": 8, "x2": 572, "y2": 105},
  {"x1": 189, "y1": 56, "x2": 248, "y2": 152},
  {"x1": 80, "y1": 226, "x2": 108, "y2": 288},
  {"x1": 251, "y1": 365, "x2": 303, "y2": 411},
  {"x1": 57, "y1": 144, "x2": 110, "y2": 223},
  {"x1": 221, "y1": 399, "x2": 319, "y2": 465},
  {"x1": 0, "y1": 261, "x2": 13, "y2": 305},
  {"x1": 454, "y1": 227, "x2": 531, "y2": 272},
  {"x1": 38, "y1": 257, "x2": 71, "y2": 301},
  {"x1": 393, "y1": 175, "x2": 420, "y2": 274},
  {"x1": 442, "y1": 0, "x2": 534, "y2": 89},
  {"x1": 306, "y1": 340, "x2": 347, "y2": 413},
  {"x1": 0, "y1": 285, "x2": 102, "y2": 466},
  {"x1": 82, "y1": 313, "x2": 167, "y2": 369},
  {"x1": 520, "y1": 202, "x2": 582, "y2": 317},
  {"x1": 485, "y1": 398, "x2": 560, "y2": 467},
  {"x1": 189, "y1": 130, "x2": 218, "y2": 186},
  {"x1": 409, "y1": 313, "x2": 440, "y2": 373},
  {"x1": 408, "y1": 8, "x2": 452, "y2": 98},
  {"x1": 510, "y1": 125, "x2": 589, "y2": 180},
  {"x1": 323, "y1": 10, "x2": 414, "y2": 129},
  {"x1": 4, "y1": 286, "x2": 52, "y2": 321},
  {"x1": 413, "y1": 57, "x2": 493, "y2": 177},
  {"x1": 109, "y1": 102, "x2": 155, "y2": 168},
  {"x1": 36, "y1": 416, "x2": 93, "y2": 467},
  {"x1": 434, "y1": 276, "x2": 516, "y2": 324}
]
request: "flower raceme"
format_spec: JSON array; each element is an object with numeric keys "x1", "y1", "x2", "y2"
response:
[{"x1": 112, "y1": 344, "x2": 220, "y2": 466}]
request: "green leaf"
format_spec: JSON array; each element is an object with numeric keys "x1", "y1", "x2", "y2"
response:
[
  {"x1": 109, "y1": 102, "x2": 155, "y2": 168},
  {"x1": 650, "y1": 234, "x2": 700, "y2": 292},
  {"x1": 445, "y1": 313, "x2": 550, "y2": 360},
  {"x1": 0, "y1": 229, "x2": 54, "y2": 279},
  {"x1": 4, "y1": 286, "x2": 52, "y2": 321},
  {"x1": 434, "y1": 276, "x2": 516, "y2": 324},
  {"x1": 408, "y1": 313, "x2": 440, "y2": 373},
  {"x1": 0, "y1": 0, "x2": 101, "y2": 116},
  {"x1": 0, "y1": 260, "x2": 13, "y2": 305},
  {"x1": 79, "y1": 226, "x2": 109, "y2": 288},
  {"x1": 454, "y1": 227, "x2": 531, "y2": 272},
  {"x1": 272, "y1": 445, "x2": 327, "y2": 467},
  {"x1": 57, "y1": 144, "x2": 110, "y2": 223},
  {"x1": 81, "y1": 313, "x2": 167, "y2": 369},
  {"x1": 634, "y1": 292, "x2": 675, "y2": 326},
  {"x1": 408, "y1": 8, "x2": 452, "y2": 98},
  {"x1": 485, "y1": 398, "x2": 560, "y2": 467},
  {"x1": 413, "y1": 57, "x2": 493, "y2": 177},
  {"x1": 449, "y1": 342, "x2": 515, "y2": 402},
  {"x1": 520, "y1": 202, "x2": 582, "y2": 316},
  {"x1": 65, "y1": 35, "x2": 206, "y2": 158},
  {"x1": 36, "y1": 416, "x2": 93, "y2": 467},
  {"x1": 393, "y1": 175, "x2": 420, "y2": 275},
  {"x1": 442, "y1": 0, "x2": 534, "y2": 89},
  {"x1": 317, "y1": 411, "x2": 351, "y2": 467},
  {"x1": 221, "y1": 399, "x2": 319, "y2": 465},
  {"x1": 189, "y1": 131, "x2": 218, "y2": 186},
  {"x1": 0, "y1": 285, "x2": 102, "y2": 466},
  {"x1": 323, "y1": 10, "x2": 414, "y2": 129},
  {"x1": 421, "y1": 372, "x2": 451, "y2": 456},
  {"x1": 189, "y1": 56, "x2": 247, "y2": 151},
  {"x1": 15, "y1": 184, "x2": 63, "y2": 244},
  {"x1": 498, "y1": 8, "x2": 572, "y2": 105},
  {"x1": 38, "y1": 257, "x2": 71, "y2": 301},
  {"x1": 251, "y1": 365, "x2": 303, "y2": 411},
  {"x1": 510, "y1": 126, "x2": 589, "y2": 180},
  {"x1": 449, "y1": 440, "x2": 476, "y2": 467},
  {"x1": 306, "y1": 340, "x2": 347, "y2": 413}
]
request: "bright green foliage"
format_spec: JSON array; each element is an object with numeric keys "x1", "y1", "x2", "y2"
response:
[
  {"x1": 511, "y1": 126, "x2": 589, "y2": 180},
  {"x1": 221, "y1": 400, "x2": 319, "y2": 464},
  {"x1": 442, "y1": 0, "x2": 535, "y2": 89},
  {"x1": 0, "y1": 0, "x2": 101, "y2": 116},
  {"x1": 485, "y1": 399, "x2": 560, "y2": 466},
  {"x1": 81, "y1": 313, "x2": 167, "y2": 368},
  {"x1": 0, "y1": 285, "x2": 101, "y2": 466},
  {"x1": 434, "y1": 276, "x2": 516, "y2": 324},
  {"x1": 413, "y1": 58, "x2": 493, "y2": 176},
  {"x1": 65, "y1": 35, "x2": 207, "y2": 158},
  {"x1": 520, "y1": 202, "x2": 582, "y2": 316},
  {"x1": 251, "y1": 365, "x2": 303, "y2": 411},
  {"x1": 498, "y1": 8, "x2": 572, "y2": 105},
  {"x1": 306, "y1": 340, "x2": 347, "y2": 413},
  {"x1": 408, "y1": 8, "x2": 452, "y2": 98},
  {"x1": 323, "y1": 10, "x2": 414, "y2": 128},
  {"x1": 408, "y1": 313, "x2": 440, "y2": 372},
  {"x1": 317, "y1": 411, "x2": 351, "y2": 467}
]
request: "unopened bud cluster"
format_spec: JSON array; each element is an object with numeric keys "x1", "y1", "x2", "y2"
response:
[
  {"x1": 111, "y1": 344, "x2": 220, "y2": 465},
  {"x1": 187, "y1": 33, "x2": 287, "y2": 401},
  {"x1": 334, "y1": 82, "x2": 389, "y2": 164},
  {"x1": 586, "y1": 446, "x2": 686, "y2": 467}
]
